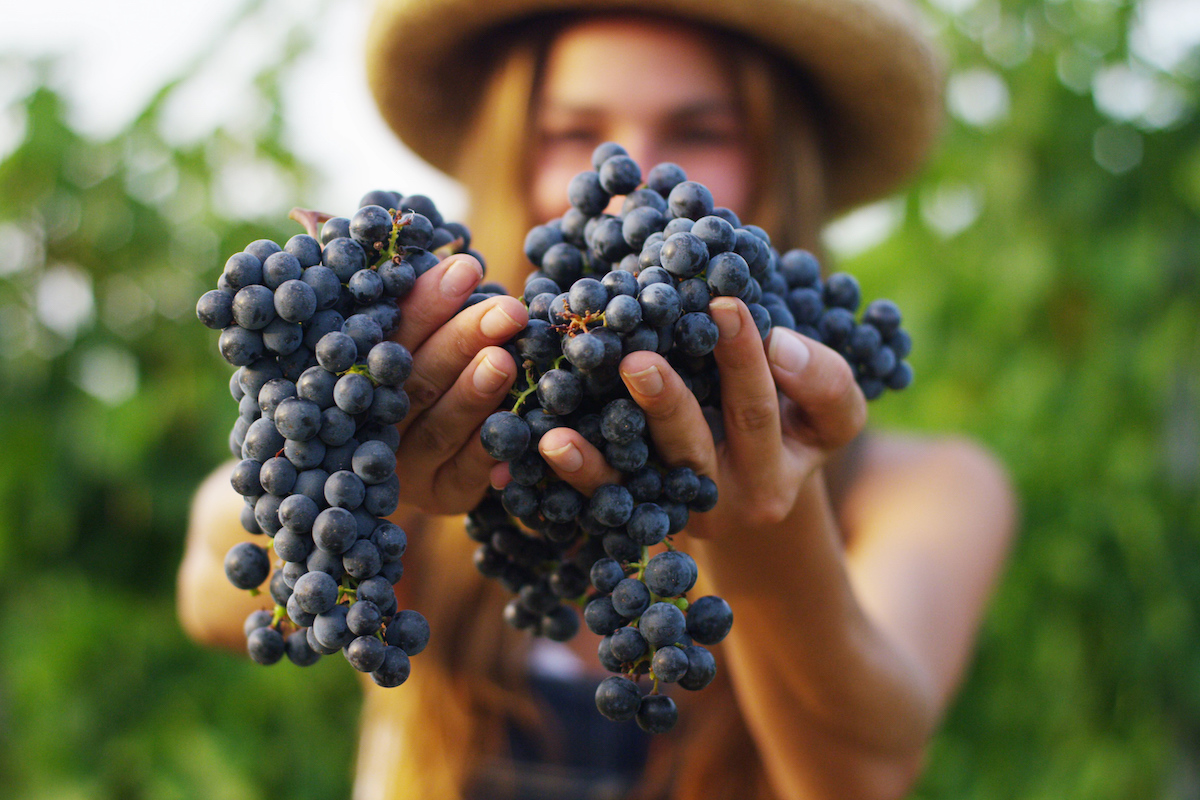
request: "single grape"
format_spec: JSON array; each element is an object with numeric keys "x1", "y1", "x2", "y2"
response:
[
  {"x1": 312, "y1": 605, "x2": 355, "y2": 650},
  {"x1": 285, "y1": 629, "x2": 322, "y2": 667},
  {"x1": 651, "y1": 645, "x2": 689, "y2": 683},
  {"x1": 678, "y1": 645, "x2": 717, "y2": 690},
  {"x1": 293, "y1": 570, "x2": 339, "y2": 615},
  {"x1": 247, "y1": 626, "x2": 285, "y2": 665},
  {"x1": 481, "y1": 412, "x2": 531, "y2": 461},
  {"x1": 371, "y1": 646, "x2": 411, "y2": 688},
  {"x1": 643, "y1": 551, "x2": 695, "y2": 598},
  {"x1": 224, "y1": 542, "x2": 270, "y2": 590},
  {"x1": 595, "y1": 676, "x2": 642, "y2": 721},
  {"x1": 636, "y1": 694, "x2": 678, "y2": 734},
  {"x1": 196, "y1": 289, "x2": 234, "y2": 329},
  {"x1": 611, "y1": 578, "x2": 651, "y2": 619}
]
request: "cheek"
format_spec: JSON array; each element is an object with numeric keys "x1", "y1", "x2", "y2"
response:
[
  {"x1": 531, "y1": 152, "x2": 586, "y2": 223},
  {"x1": 673, "y1": 151, "x2": 753, "y2": 219}
]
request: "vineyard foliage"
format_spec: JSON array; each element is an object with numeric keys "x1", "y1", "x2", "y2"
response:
[{"x1": 0, "y1": 1, "x2": 1197, "y2": 797}]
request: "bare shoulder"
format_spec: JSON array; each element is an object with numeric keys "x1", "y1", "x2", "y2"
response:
[
  {"x1": 857, "y1": 433, "x2": 1013, "y2": 494},
  {"x1": 189, "y1": 461, "x2": 246, "y2": 556},
  {"x1": 178, "y1": 460, "x2": 264, "y2": 649},
  {"x1": 836, "y1": 432, "x2": 1017, "y2": 551},
  {"x1": 835, "y1": 432, "x2": 1017, "y2": 702}
]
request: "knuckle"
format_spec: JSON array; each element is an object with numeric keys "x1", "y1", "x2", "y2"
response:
[
  {"x1": 846, "y1": 397, "x2": 868, "y2": 438},
  {"x1": 815, "y1": 358, "x2": 857, "y2": 410},
  {"x1": 640, "y1": 392, "x2": 680, "y2": 421},
  {"x1": 727, "y1": 394, "x2": 777, "y2": 435},
  {"x1": 400, "y1": 306, "x2": 441, "y2": 344},
  {"x1": 663, "y1": 444, "x2": 712, "y2": 476},
  {"x1": 403, "y1": 372, "x2": 441, "y2": 411},
  {"x1": 408, "y1": 417, "x2": 459, "y2": 459},
  {"x1": 453, "y1": 330, "x2": 483, "y2": 362},
  {"x1": 809, "y1": 357, "x2": 867, "y2": 447},
  {"x1": 443, "y1": 458, "x2": 487, "y2": 501},
  {"x1": 407, "y1": 384, "x2": 440, "y2": 411},
  {"x1": 743, "y1": 491, "x2": 792, "y2": 527}
]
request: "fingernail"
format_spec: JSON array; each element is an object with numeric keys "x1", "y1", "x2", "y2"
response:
[
  {"x1": 624, "y1": 364, "x2": 663, "y2": 397},
  {"x1": 769, "y1": 329, "x2": 810, "y2": 375},
  {"x1": 440, "y1": 257, "x2": 481, "y2": 297},
  {"x1": 543, "y1": 442, "x2": 583, "y2": 473},
  {"x1": 472, "y1": 353, "x2": 509, "y2": 394},
  {"x1": 710, "y1": 298, "x2": 742, "y2": 339},
  {"x1": 480, "y1": 303, "x2": 521, "y2": 339}
]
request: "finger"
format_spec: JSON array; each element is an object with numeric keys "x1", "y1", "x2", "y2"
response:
[
  {"x1": 398, "y1": 295, "x2": 527, "y2": 432},
  {"x1": 538, "y1": 426, "x2": 622, "y2": 494},
  {"x1": 489, "y1": 461, "x2": 512, "y2": 491},
  {"x1": 393, "y1": 253, "x2": 485, "y2": 353},
  {"x1": 766, "y1": 327, "x2": 867, "y2": 451},
  {"x1": 708, "y1": 297, "x2": 785, "y2": 476},
  {"x1": 618, "y1": 351, "x2": 718, "y2": 477},
  {"x1": 433, "y1": 422, "x2": 508, "y2": 512},
  {"x1": 395, "y1": 346, "x2": 519, "y2": 500}
]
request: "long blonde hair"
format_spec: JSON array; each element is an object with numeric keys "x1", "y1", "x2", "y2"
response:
[{"x1": 355, "y1": 15, "x2": 830, "y2": 800}]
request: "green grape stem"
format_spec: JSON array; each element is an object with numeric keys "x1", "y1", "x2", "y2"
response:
[{"x1": 343, "y1": 363, "x2": 379, "y2": 386}]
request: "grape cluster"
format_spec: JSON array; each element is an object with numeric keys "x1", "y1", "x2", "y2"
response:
[
  {"x1": 196, "y1": 190, "x2": 472, "y2": 686},
  {"x1": 466, "y1": 143, "x2": 912, "y2": 733}
]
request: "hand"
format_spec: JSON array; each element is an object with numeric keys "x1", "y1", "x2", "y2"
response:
[
  {"x1": 505, "y1": 297, "x2": 866, "y2": 539},
  {"x1": 389, "y1": 254, "x2": 528, "y2": 515}
]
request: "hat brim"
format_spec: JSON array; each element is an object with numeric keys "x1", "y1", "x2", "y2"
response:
[{"x1": 366, "y1": 0, "x2": 943, "y2": 215}]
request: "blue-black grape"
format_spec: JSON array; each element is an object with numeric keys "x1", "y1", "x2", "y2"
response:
[
  {"x1": 650, "y1": 645, "x2": 689, "y2": 684},
  {"x1": 224, "y1": 542, "x2": 270, "y2": 590},
  {"x1": 635, "y1": 694, "x2": 678, "y2": 734},
  {"x1": 595, "y1": 675, "x2": 642, "y2": 721},
  {"x1": 685, "y1": 595, "x2": 734, "y2": 645},
  {"x1": 462, "y1": 146, "x2": 915, "y2": 732},
  {"x1": 198, "y1": 192, "x2": 470, "y2": 686},
  {"x1": 247, "y1": 626, "x2": 286, "y2": 665}
]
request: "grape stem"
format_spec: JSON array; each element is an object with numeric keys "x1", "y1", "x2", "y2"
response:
[
  {"x1": 510, "y1": 363, "x2": 541, "y2": 415},
  {"x1": 434, "y1": 236, "x2": 466, "y2": 259},
  {"x1": 289, "y1": 207, "x2": 334, "y2": 239},
  {"x1": 344, "y1": 363, "x2": 379, "y2": 386}
]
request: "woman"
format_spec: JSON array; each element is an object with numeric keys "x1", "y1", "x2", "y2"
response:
[{"x1": 179, "y1": 1, "x2": 1017, "y2": 798}]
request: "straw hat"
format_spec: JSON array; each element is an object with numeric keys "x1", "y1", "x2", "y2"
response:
[{"x1": 365, "y1": 0, "x2": 943, "y2": 215}]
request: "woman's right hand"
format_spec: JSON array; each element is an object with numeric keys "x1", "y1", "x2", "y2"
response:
[{"x1": 388, "y1": 252, "x2": 528, "y2": 515}]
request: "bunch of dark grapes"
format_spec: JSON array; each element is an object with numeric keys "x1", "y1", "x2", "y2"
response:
[
  {"x1": 465, "y1": 143, "x2": 912, "y2": 734},
  {"x1": 196, "y1": 190, "x2": 472, "y2": 686}
]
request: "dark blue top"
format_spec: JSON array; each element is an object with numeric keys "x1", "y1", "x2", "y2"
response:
[{"x1": 468, "y1": 670, "x2": 652, "y2": 800}]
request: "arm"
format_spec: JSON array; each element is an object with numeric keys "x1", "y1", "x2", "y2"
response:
[
  {"x1": 177, "y1": 461, "x2": 272, "y2": 650},
  {"x1": 531, "y1": 297, "x2": 1015, "y2": 799},
  {"x1": 691, "y1": 437, "x2": 1014, "y2": 799}
]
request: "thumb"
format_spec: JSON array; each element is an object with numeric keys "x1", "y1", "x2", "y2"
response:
[{"x1": 766, "y1": 327, "x2": 866, "y2": 451}]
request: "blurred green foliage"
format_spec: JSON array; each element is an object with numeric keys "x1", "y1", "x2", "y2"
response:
[
  {"x1": 0, "y1": 8, "x2": 362, "y2": 798},
  {"x1": 0, "y1": 0, "x2": 1196, "y2": 798}
]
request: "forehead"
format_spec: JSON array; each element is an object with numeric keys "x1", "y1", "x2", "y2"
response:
[{"x1": 537, "y1": 16, "x2": 740, "y2": 114}]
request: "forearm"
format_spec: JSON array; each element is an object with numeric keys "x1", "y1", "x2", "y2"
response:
[
  {"x1": 177, "y1": 462, "x2": 271, "y2": 651},
  {"x1": 688, "y1": 472, "x2": 936, "y2": 799}
]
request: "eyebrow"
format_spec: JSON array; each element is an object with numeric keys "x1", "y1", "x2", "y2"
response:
[{"x1": 539, "y1": 99, "x2": 740, "y2": 121}]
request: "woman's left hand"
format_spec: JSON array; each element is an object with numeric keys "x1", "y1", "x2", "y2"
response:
[{"x1": 493, "y1": 296, "x2": 868, "y2": 539}]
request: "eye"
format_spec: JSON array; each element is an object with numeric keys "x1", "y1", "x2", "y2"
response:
[
  {"x1": 539, "y1": 125, "x2": 601, "y2": 147},
  {"x1": 671, "y1": 125, "x2": 739, "y2": 146},
  {"x1": 665, "y1": 110, "x2": 745, "y2": 149}
]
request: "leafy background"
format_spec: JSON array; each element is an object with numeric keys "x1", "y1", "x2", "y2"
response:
[{"x1": 0, "y1": 0, "x2": 1197, "y2": 797}]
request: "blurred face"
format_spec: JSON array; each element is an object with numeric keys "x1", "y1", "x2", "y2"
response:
[{"x1": 530, "y1": 16, "x2": 753, "y2": 222}]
